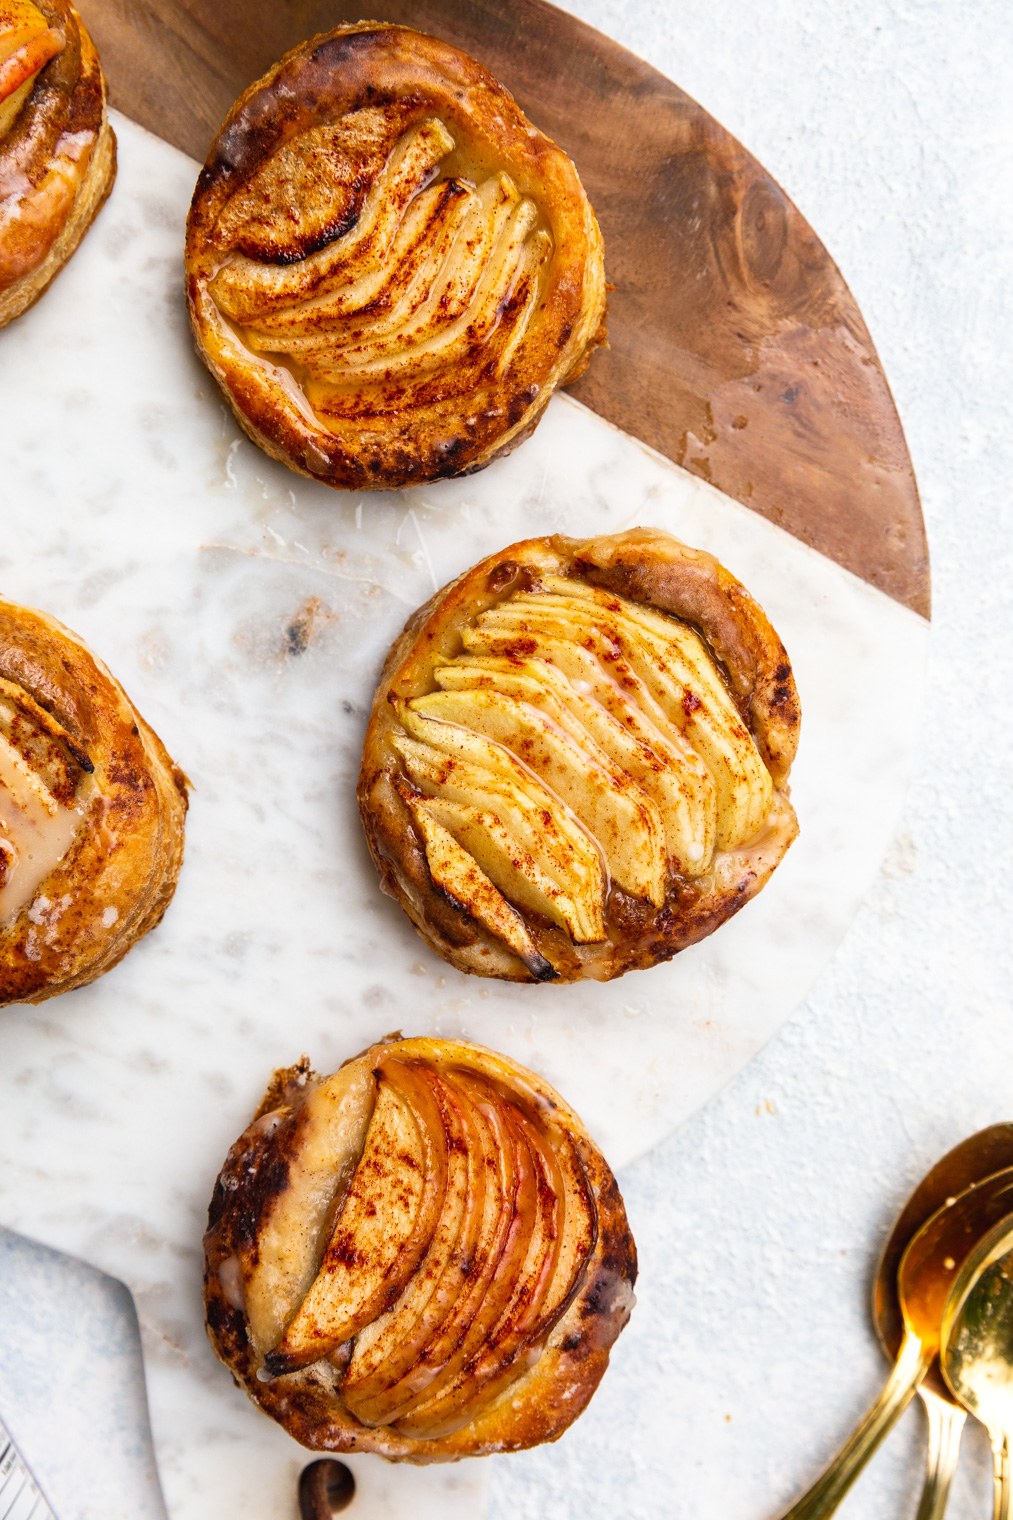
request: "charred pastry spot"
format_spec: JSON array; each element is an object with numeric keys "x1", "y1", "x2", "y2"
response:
[{"x1": 64, "y1": 739, "x2": 94, "y2": 773}]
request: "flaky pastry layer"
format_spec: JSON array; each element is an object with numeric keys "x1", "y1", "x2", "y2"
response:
[
  {"x1": 0, "y1": 600, "x2": 188, "y2": 1005},
  {"x1": 358, "y1": 528, "x2": 801, "y2": 983},
  {"x1": 185, "y1": 23, "x2": 606, "y2": 491},
  {"x1": 204, "y1": 1036, "x2": 636, "y2": 1460},
  {"x1": 0, "y1": 0, "x2": 116, "y2": 329}
]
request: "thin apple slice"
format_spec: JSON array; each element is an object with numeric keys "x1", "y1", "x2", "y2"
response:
[
  {"x1": 398, "y1": 785, "x2": 557, "y2": 978},
  {"x1": 391, "y1": 729, "x2": 602, "y2": 909},
  {"x1": 397, "y1": 1097, "x2": 561, "y2": 1439},
  {"x1": 436, "y1": 653, "x2": 715, "y2": 876},
  {"x1": 410, "y1": 689, "x2": 666, "y2": 905},
  {"x1": 386, "y1": 1071, "x2": 520, "y2": 1426},
  {"x1": 264, "y1": 1060, "x2": 448, "y2": 1375},
  {"x1": 486, "y1": 594, "x2": 770, "y2": 849},
  {"x1": 246, "y1": 178, "x2": 473, "y2": 344},
  {"x1": 519, "y1": 585, "x2": 772, "y2": 844},
  {"x1": 426, "y1": 1119, "x2": 598, "y2": 1435},
  {"x1": 209, "y1": 117, "x2": 456, "y2": 321},
  {"x1": 393, "y1": 1088, "x2": 539, "y2": 1437},
  {"x1": 243, "y1": 1060, "x2": 377, "y2": 1359},
  {"x1": 415, "y1": 794, "x2": 600, "y2": 942},
  {"x1": 429, "y1": 1125, "x2": 598, "y2": 1436},
  {"x1": 538, "y1": 575, "x2": 742, "y2": 716},
  {"x1": 396, "y1": 704, "x2": 604, "y2": 905},
  {"x1": 342, "y1": 1073, "x2": 487, "y2": 1425},
  {"x1": 462, "y1": 617, "x2": 718, "y2": 871},
  {"x1": 537, "y1": 1130, "x2": 598, "y2": 1325}
]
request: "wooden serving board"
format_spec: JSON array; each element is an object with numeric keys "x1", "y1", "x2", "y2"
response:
[{"x1": 75, "y1": 0, "x2": 929, "y2": 618}]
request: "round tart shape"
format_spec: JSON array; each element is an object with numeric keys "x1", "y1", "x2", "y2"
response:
[
  {"x1": 0, "y1": 0, "x2": 116, "y2": 329},
  {"x1": 203, "y1": 1035, "x2": 636, "y2": 1460},
  {"x1": 0, "y1": 599, "x2": 188, "y2": 1005},
  {"x1": 359, "y1": 527, "x2": 801, "y2": 984},
  {"x1": 185, "y1": 23, "x2": 606, "y2": 492}
]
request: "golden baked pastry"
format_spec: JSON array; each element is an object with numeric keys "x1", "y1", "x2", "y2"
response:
[
  {"x1": 204, "y1": 1035, "x2": 635, "y2": 1459},
  {"x1": 359, "y1": 528, "x2": 800, "y2": 983},
  {"x1": 185, "y1": 23, "x2": 605, "y2": 491},
  {"x1": 0, "y1": 599, "x2": 188, "y2": 1005},
  {"x1": 0, "y1": 0, "x2": 116, "y2": 329}
]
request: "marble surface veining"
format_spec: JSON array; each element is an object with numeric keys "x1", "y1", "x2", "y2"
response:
[{"x1": 0, "y1": 54, "x2": 930, "y2": 1520}]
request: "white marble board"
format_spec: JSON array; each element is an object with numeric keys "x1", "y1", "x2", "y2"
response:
[{"x1": 0, "y1": 114, "x2": 928, "y2": 1518}]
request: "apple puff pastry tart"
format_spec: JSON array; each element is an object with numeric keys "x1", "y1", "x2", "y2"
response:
[
  {"x1": 0, "y1": 0, "x2": 116, "y2": 329},
  {"x1": 204, "y1": 1035, "x2": 636, "y2": 1459},
  {"x1": 185, "y1": 24, "x2": 606, "y2": 491},
  {"x1": 359, "y1": 528, "x2": 800, "y2": 984},
  {"x1": 0, "y1": 600, "x2": 187, "y2": 1005}
]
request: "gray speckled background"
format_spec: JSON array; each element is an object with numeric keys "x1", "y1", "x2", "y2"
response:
[{"x1": 488, "y1": 1, "x2": 1013, "y2": 1516}]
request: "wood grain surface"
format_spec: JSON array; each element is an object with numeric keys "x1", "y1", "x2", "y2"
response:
[{"x1": 75, "y1": 0, "x2": 929, "y2": 616}]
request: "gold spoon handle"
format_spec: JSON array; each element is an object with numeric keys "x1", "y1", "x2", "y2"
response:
[
  {"x1": 914, "y1": 1391, "x2": 965, "y2": 1520},
  {"x1": 991, "y1": 1432, "x2": 1012, "y2": 1520},
  {"x1": 777, "y1": 1330, "x2": 931, "y2": 1520}
]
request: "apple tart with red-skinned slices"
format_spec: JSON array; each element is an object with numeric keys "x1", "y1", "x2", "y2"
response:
[
  {"x1": 184, "y1": 23, "x2": 606, "y2": 491},
  {"x1": 359, "y1": 528, "x2": 801, "y2": 984},
  {"x1": 0, "y1": 0, "x2": 116, "y2": 329},
  {"x1": 0, "y1": 599, "x2": 188, "y2": 1005},
  {"x1": 203, "y1": 1036, "x2": 636, "y2": 1459}
]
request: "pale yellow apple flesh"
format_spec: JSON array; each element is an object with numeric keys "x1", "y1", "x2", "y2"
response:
[
  {"x1": 383, "y1": 1070, "x2": 521, "y2": 1425},
  {"x1": 237, "y1": 1044, "x2": 604, "y2": 1445},
  {"x1": 395, "y1": 1099, "x2": 564, "y2": 1438},
  {"x1": 410, "y1": 687, "x2": 666, "y2": 905},
  {"x1": 435, "y1": 653, "x2": 716, "y2": 875},
  {"x1": 392, "y1": 1090, "x2": 544, "y2": 1437},
  {"x1": 417, "y1": 793, "x2": 589, "y2": 937},
  {"x1": 265, "y1": 1060, "x2": 448, "y2": 1375},
  {"x1": 395, "y1": 703, "x2": 605, "y2": 924},
  {"x1": 391, "y1": 727, "x2": 602, "y2": 943},
  {"x1": 384, "y1": 574, "x2": 782, "y2": 973},
  {"x1": 398, "y1": 787, "x2": 555, "y2": 978},
  {"x1": 461, "y1": 611, "x2": 717, "y2": 852},
  {"x1": 509, "y1": 587, "x2": 773, "y2": 847},
  {"x1": 242, "y1": 1061, "x2": 377, "y2": 1359},
  {"x1": 342, "y1": 1072, "x2": 487, "y2": 1425}
]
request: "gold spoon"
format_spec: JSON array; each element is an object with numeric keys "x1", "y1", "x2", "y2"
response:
[
  {"x1": 777, "y1": 1165, "x2": 1013, "y2": 1519},
  {"x1": 875, "y1": 1125, "x2": 1013, "y2": 1520},
  {"x1": 941, "y1": 1213, "x2": 1013, "y2": 1520}
]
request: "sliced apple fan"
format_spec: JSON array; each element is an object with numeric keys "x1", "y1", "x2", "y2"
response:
[
  {"x1": 210, "y1": 117, "x2": 552, "y2": 419},
  {"x1": 262, "y1": 1058, "x2": 596, "y2": 1437},
  {"x1": 394, "y1": 582, "x2": 772, "y2": 963}
]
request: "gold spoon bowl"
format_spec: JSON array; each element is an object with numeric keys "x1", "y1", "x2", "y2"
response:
[
  {"x1": 778, "y1": 1164, "x2": 1013, "y2": 1518},
  {"x1": 941, "y1": 1214, "x2": 1013, "y2": 1520},
  {"x1": 874, "y1": 1127, "x2": 1013, "y2": 1520}
]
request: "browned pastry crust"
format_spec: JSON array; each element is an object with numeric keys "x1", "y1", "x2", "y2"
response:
[
  {"x1": 358, "y1": 528, "x2": 801, "y2": 983},
  {"x1": 0, "y1": 600, "x2": 188, "y2": 1005},
  {"x1": 185, "y1": 23, "x2": 606, "y2": 492},
  {"x1": 203, "y1": 1036, "x2": 636, "y2": 1460},
  {"x1": 0, "y1": 0, "x2": 116, "y2": 330}
]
